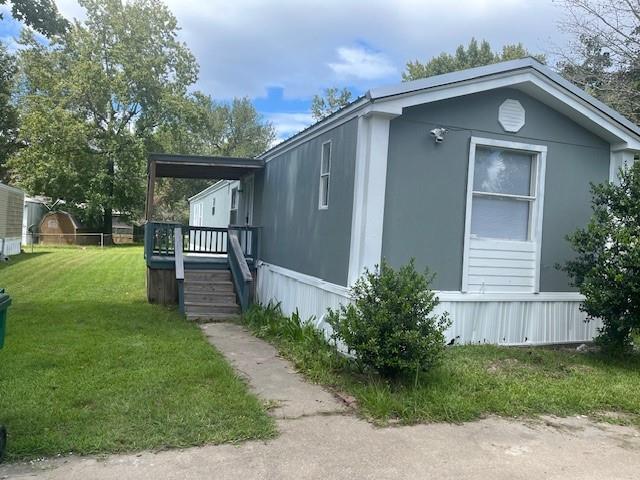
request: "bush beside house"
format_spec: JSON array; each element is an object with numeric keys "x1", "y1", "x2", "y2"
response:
[{"x1": 327, "y1": 260, "x2": 450, "y2": 380}]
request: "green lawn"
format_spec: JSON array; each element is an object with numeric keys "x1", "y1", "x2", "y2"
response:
[
  {"x1": 244, "y1": 304, "x2": 640, "y2": 426},
  {"x1": 0, "y1": 246, "x2": 275, "y2": 461}
]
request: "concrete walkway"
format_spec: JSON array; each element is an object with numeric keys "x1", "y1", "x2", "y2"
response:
[{"x1": 2, "y1": 323, "x2": 640, "y2": 479}]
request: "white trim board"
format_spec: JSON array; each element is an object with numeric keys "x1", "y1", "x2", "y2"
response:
[{"x1": 257, "y1": 261, "x2": 350, "y2": 297}]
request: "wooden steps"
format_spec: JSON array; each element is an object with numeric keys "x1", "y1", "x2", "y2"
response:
[{"x1": 183, "y1": 269, "x2": 240, "y2": 321}]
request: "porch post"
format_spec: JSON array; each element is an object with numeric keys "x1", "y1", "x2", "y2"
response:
[{"x1": 144, "y1": 160, "x2": 156, "y2": 221}]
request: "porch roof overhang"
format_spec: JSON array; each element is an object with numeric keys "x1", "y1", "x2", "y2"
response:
[
  {"x1": 145, "y1": 153, "x2": 264, "y2": 221},
  {"x1": 148, "y1": 153, "x2": 264, "y2": 179}
]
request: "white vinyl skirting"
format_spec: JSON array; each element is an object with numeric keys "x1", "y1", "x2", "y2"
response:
[
  {"x1": 1, "y1": 237, "x2": 21, "y2": 256},
  {"x1": 256, "y1": 262, "x2": 601, "y2": 346}
]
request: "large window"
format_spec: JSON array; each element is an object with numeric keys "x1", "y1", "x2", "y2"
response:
[
  {"x1": 470, "y1": 146, "x2": 536, "y2": 241},
  {"x1": 319, "y1": 141, "x2": 331, "y2": 209}
]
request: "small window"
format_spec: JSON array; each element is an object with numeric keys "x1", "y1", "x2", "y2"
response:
[
  {"x1": 470, "y1": 146, "x2": 536, "y2": 241},
  {"x1": 319, "y1": 141, "x2": 331, "y2": 209},
  {"x1": 230, "y1": 187, "x2": 238, "y2": 225},
  {"x1": 211, "y1": 197, "x2": 216, "y2": 216}
]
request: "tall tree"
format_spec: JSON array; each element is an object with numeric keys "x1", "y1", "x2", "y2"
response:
[
  {"x1": 9, "y1": 0, "x2": 198, "y2": 232},
  {"x1": 149, "y1": 93, "x2": 276, "y2": 222},
  {"x1": 311, "y1": 87, "x2": 352, "y2": 122},
  {"x1": 403, "y1": 38, "x2": 545, "y2": 81},
  {"x1": 0, "y1": 43, "x2": 18, "y2": 181},
  {"x1": 0, "y1": 0, "x2": 68, "y2": 37},
  {"x1": 557, "y1": 0, "x2": 640, "y2": 124}
]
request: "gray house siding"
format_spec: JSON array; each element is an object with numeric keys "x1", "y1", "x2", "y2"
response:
[
  {"x1": 382, "y1": 87, "x2": 610, "y2": 292},
  {"x1": 253, "y1": 118, "x2": 358, "y2": 286}
]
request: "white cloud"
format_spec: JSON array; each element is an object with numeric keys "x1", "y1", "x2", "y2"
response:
[
  {"x1": 51, "y1": 0, "x2": 567, "y2": 101},
  {"x1": 328, "y1": 46, "x2": 397, "y2": 80},
  {"x1": 265, "y1": 112, "x2": 314, "y2": 142}
]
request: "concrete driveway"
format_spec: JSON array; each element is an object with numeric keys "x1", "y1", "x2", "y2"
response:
[{"x1": 2, "y1": 322, "x2": 640, "y2": 479}]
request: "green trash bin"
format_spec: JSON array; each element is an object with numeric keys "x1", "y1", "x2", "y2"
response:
[{"x1": 0, "y1": 288, "x2": 9, "y2": 462}]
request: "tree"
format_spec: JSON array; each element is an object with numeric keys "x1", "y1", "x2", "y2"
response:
[
  {"x1": 0, "y1": 0, "x2": 68, "y2": 37},
  {"x1": 563, "y1": 162, "x2": 640, "y2": 354},
  {"x1": 0, "y1": 43, "x2": 18, "y2": 181},
  {"x1": 149, "y1": 93, "x2": 276, "y2": 222},
  {"x1": 556, "y1": 0, "x2": 640, "y2": 124},
  {"x1": 311, "y1": 87, "x2": 352, "y2": 122},
  {"x1": 9, "y1": 0, "x2": 198, "y2": 232},
  {"x1": 403, "y1": 38, "x2": 545, "y2": 81}
]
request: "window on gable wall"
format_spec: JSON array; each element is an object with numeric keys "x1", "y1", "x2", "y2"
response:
[
  {"x1": 319, "y1": 141, "x2": 331, "y2": 209},
  {"x1": 463, "y1": 138, "x2": 547, "y2": 294},
  {"x1": 211, "y1": 197, "x2": 216, "y2": 216}
]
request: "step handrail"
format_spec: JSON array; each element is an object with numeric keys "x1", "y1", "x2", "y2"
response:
[
  {"x1": 174, "y1": 226, "x2": 185, "y2": 315},
  {"x1": 228, "y1": 230, "x2": 253, "y2": 312}
]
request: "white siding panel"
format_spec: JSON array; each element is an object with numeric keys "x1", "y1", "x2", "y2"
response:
[
  {"x1": 437, "y1": 300, "x2": 600, "y2": 345},
  {"x1": 467, "y1": 237, "x2": 536, "y2": 292},
  {"x1": 1, "y1": 237, "x2": 21, "y2": 256}
]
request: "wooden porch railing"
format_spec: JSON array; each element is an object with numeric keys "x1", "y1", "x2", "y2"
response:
[
  {"x1": 145, "y1": 222, "x2": 259, "y2": 260},
  {"x1": 145, "y1": 222, "x2": 259, "y2": 312},
  {"x1": 228, "y1": 231, "x2": 254, "y2": 312}
]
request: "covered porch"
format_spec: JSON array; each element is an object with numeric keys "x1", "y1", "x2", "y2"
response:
[{"x1": 144, "y1": 153, "x2": 263, "y2": 315}]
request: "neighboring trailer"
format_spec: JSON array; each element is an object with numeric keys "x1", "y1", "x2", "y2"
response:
[
  {"x1": 189, "y1": 180, "x2": 239, "y2": 227},
  {"x1": 0, "y1": 183, "x2": 25, "y2": 256},
  {"x1": 22, "y1": 197, "x2": 48, "y2": 245}
]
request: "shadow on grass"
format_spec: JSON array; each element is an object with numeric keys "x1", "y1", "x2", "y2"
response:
[{"x1": 0, "y1": 251, "x2": 50, "y2": 272}]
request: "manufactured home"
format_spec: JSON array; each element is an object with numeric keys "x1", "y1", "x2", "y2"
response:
[
  {"x1": 0, "y1": 183, "x2": 25, "y2": 256},
  {"x1": 144, "y1": 58, "x2": 639, "y2": 345},
  {"x1": 189, "y1": 180, "x2": 240, "y2": 227}
]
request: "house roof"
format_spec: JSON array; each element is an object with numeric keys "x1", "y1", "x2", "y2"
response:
[
  {"x1": 148, "y1": 153, "x2": 264, "y2": 179},
  {"x1": 367, "y1": 57, "x2": 640, "y2": 137},
  {"x1": 188, "y1": 179, "x2": 237, "y2": 203},
  {"x1": 259, "y1": 57, "x2": 640, "y2": 160}
]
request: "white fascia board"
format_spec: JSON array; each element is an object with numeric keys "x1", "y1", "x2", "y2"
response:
[{"x1": 259, "y1": 98, "x2": 370, "y2": 162}]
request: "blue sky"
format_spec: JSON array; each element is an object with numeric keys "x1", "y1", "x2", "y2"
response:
[{"x1": 1, "y1": 0, "x2": 569, "y2": 142}]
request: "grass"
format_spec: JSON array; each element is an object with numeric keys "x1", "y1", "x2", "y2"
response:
[
  {"x1": 0, "y1": 246, "x2": 275, "y2": 461},
  {"x1": 243, "y1": 303, "x2": 640, "y2": 426}
]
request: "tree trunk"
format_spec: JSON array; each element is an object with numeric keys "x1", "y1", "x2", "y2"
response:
[{"x1": 103, "y1": 156, "x2": 114, "y2": 235}]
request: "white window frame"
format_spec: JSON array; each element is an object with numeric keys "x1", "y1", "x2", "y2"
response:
[
  {"x1": 319, "y1": 140, "x2": 331, "y2": 210},
  {"x1": 230, "y1": 186, "x2": 238, "y2": 224},
  {"x1": 192, "y1": 202, "x2": 203, "y2": 226},
  {"x1": 462, "y1": 137, "x2": 547, "y2": 293}
]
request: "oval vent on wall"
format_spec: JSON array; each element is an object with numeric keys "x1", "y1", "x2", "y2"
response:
[{"x1": 498, "y1": 99, "x2": 525, "y2": 132}]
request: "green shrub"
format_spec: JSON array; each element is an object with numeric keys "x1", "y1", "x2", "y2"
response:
[
  {"x1": 327, "y1": 259, "x2": 450, "y2": 379},
  {"x1": 563, "y1": 161, "x2": 640, "y2": 355}
]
